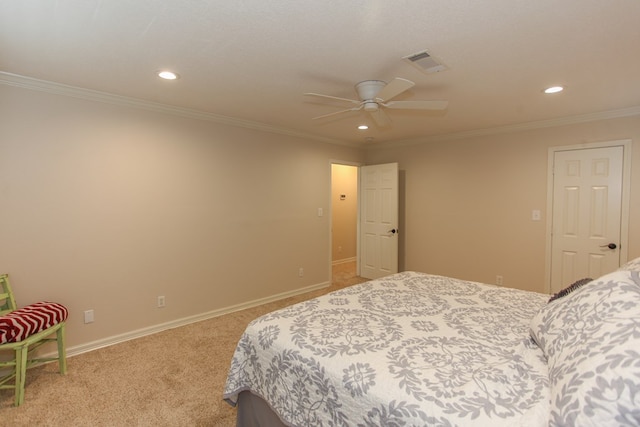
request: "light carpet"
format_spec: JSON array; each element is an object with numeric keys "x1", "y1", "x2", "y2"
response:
[{"x1": 0, "y1": 262, "x2": 365, "y2": 426}]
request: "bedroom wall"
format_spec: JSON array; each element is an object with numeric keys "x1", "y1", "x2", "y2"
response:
[
  {"x1": 365, "y1": 115, "x2": 640, "y2": 293},
  {"x1": 0, "y1": 84, "x2": 364, "y2": 351}
]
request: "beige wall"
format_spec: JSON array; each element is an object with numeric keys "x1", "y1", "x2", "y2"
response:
[
  {"x1": 331, "y1": 164, "x2": 358, "y2": 262},
  {"x1": 2, "y1": 81, "x2": 638, "y2": 351},
  {"x1": 366, "y1": 116, "x2": 640, "y2": 293},
  {"x1": 0, "y1": 85, "x2": 364, "y2": 350}
]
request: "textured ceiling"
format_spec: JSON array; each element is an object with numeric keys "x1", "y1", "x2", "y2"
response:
[{"x1": 1, "y1": 1, "x2": 639, "y2": 146}]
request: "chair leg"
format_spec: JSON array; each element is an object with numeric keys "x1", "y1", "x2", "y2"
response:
[
  {"x1": 15, "y1": 345, "x2": 28, "y2": 407},
  {"x1": 57, "y1": 325, "x2": 67, "y2": 375}
]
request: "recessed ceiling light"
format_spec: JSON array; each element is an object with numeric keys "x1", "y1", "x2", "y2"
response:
[
  {"x1": 358, "y1": 125, "x2": 369, "y2": 130},
  {"x1": 158, "y1": 70, "x2": 180, "y2": 80},
  {"x1": 543, "y1": 86, "x2": 564, "y2": 94}
]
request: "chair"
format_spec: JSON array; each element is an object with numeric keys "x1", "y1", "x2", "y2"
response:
[{"x1": 0, "y1": 273, "x2": 68, "y2": 406}]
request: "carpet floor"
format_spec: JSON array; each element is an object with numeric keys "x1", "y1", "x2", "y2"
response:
[{"x1": 0, "y1": 262, "x2": 365, "y2": 426}]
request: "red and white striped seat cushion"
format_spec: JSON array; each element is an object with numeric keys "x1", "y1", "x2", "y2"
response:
[{"x1": 0, "y1": 302, "x2": 68, "y2": 344}]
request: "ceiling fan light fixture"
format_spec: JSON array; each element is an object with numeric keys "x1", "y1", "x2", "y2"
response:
[{"x1": 363, "y1": 101, "x2": 379, "y2": 112}]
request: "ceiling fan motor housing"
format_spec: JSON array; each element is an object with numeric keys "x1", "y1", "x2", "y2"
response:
[{"x1": 355, "y1": 80, "x2": 386, "y2": 102}]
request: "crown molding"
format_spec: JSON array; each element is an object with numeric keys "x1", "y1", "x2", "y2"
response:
[
  {"x1": 3, "y1": 71, "x2": 638, "y2": 150},
  {"x1": 0, "y1": 71, "x2": 354, "y2": 147},
  {"x1": 372, "y1": 105, "x2": 640, "y2": 149}
]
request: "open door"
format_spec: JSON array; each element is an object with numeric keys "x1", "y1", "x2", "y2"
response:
[{"x1": 359, "y1": 163, "x2": 399, "y2": 279}]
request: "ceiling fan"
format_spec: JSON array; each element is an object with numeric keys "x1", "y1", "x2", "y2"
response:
[{"x1": 304, "y1": 77, "x2": 448, "y2": 127}]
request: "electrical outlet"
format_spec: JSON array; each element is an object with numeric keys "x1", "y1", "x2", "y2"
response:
[
  {"x1": 496, "y1": 275, "x2": 504, "y2": 286},
  {"x1": 298, "y1": 267, "x2": 304, "y2": 277},
  {"x1": 157, "y1": 295, "x2": 166, "y2": 308},
  {"x1": 84, "y1": 309, "x2": 94, "y2": 324}
]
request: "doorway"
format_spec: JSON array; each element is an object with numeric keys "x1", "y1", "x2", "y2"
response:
[{"x1": 331, "y1": 163, "x2": 359, "y2": 282}]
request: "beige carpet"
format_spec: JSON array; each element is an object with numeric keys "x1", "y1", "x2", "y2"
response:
[{"x1": 0, "y1": 262, "x2": 365, "y2": 426}]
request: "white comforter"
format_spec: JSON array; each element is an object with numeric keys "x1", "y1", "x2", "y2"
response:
[{"x1": 224, "y1": 271, "x2": 550, "y2": 426}]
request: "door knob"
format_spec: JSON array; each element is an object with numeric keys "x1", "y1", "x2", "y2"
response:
[
  {"x1": 600, "y1": 243, "x2": 617, "y2": 250},
  {"x1": 389, "y1": 228, "x2": 397, "y2": 234}
]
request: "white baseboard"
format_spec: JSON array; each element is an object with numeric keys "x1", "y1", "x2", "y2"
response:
[{"x1": 65, "y1": 280, "x2": 330, "y2": 358}]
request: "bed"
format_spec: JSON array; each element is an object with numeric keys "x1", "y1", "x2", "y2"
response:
[{"x1": 224, "y1": 261, "x2": 640, "y2": 426}]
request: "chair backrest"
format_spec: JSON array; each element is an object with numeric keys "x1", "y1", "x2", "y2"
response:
[{"x1": 0, "y1": 274, "x2": 18, "y2": 316}]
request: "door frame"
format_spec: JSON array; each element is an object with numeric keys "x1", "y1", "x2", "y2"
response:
[{"x1": 544, "y1": 139, "x2": 632, "y2": 293}]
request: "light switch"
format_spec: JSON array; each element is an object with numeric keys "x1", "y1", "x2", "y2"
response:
[{"x1": 317, "y1": 208, "x2": 323, "y2": 217}]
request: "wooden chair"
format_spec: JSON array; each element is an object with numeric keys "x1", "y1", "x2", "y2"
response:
[{"x1": 0, "y1": 273, "x2": 68, "y2": 406}]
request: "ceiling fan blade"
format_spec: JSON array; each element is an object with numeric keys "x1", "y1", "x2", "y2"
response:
[
  {"x1": 384, "y1": 100, "x2": 449, "y2": 110},
  {"x1": 376, "y1": 78, "x2": 415, "y2": 102},
  {"x1": 312, "y1": 106, "x2": 362, "y2": 120},
  {"x1": 369, "y1": 108, "x2": 391, "y2": 127},
  {"x1": 304, "y1": 92, "x2": 360, "y2": 105}
]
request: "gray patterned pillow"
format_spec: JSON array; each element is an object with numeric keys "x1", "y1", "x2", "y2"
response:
[
  {"x1": 530, "y1": 270, "x2": 640, "y2": 426},
  {"x1": 617, "y1": 256, "x2": 640, "y2": 272}
]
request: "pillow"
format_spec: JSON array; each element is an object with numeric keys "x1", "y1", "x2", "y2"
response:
[
  {"x1": 530, "y1": 270, "x2": 640, "y2": 426},
  {"x1": 548, "y1": 277, "x2": 592, "y2": 302},
  {"x1": 617, "y1": 256, "x2": 640, "y2": 272}
]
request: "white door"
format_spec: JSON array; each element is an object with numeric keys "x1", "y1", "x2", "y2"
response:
[
  {"x1": 550, "y1": 146, "x2": 623, "y2": 293},
  {"x1": 360, "y1": 163, "x2": 399, "y2": 279}
]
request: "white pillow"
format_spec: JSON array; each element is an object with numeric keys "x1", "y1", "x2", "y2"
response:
[
  {"x1": 530, "y1": 270, "x2": 640, "y2": 426},
  {"x1": 617, "y1": 256, "x2": 640, "y2": 272}
]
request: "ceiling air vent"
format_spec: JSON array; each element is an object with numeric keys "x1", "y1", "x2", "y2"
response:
[{"x1": 403, "y1": 50, "x2": 448, "y2": 74}]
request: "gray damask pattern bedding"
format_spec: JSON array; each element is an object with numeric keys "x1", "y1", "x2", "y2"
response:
[
  {"x1": 224, "y1": 271, "x2": 551, "y2": 426},
  {"x1": 530, "y1": 269, "x2": 640, "y2": 426}
]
